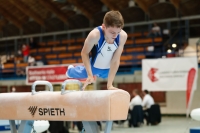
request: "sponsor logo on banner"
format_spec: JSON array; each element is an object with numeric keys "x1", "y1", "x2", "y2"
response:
[
  {"x1": 148, "y1": 68, "x2": 158, "y2": 82},
  {"x1": 28, "y1": 106, "x2": 65, "y2": 117},
  {"x1": 148, "y1": 69, "x2": 188, "y2": 81},
  {"x1": 147, "y1": 67, "x2": 189, "y2": 83}
]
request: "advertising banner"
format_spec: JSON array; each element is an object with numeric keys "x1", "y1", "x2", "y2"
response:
[
  {"x1": 142, "y1": 57, "x2": 198, "y2": 116},
  {"x1": 26, "y1": 64, "x2": 88, "y2": 85},
  {"x1": 142, "y1": 57, "x2": 198, "y2": 91}
]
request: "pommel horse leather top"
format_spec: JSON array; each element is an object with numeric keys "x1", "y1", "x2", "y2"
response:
[{"x1": 0, "y1": 89, "x2": 130, "y2": 121}]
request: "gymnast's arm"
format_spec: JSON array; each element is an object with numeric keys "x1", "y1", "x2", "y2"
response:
[
  {"x1": 107, "y1": 30, "x2": 127, "y2": 90},
  {"x1": 81, "y1": 29, "x2": 100, "y2": 83}
]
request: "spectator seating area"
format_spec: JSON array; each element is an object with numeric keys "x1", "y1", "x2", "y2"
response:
[{"x1": 0, "y1": 31, "x2": 163, "y2": 78}]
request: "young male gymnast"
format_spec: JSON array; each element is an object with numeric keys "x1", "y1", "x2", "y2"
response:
[{"x1": 66, "y1": 10, "x2": 127, "y2": 90}]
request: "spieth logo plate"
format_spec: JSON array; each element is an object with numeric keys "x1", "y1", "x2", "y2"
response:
[{"x1": 28, "y1": 106, "x2": 65, "y2": 116}]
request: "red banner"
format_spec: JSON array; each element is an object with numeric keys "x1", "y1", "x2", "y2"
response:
[
  {"x1": 26, "y1": 64, "x2": 89, "y2": 84},
  {"x1": 186, "y1": 68, "x2": 196, "y2": 108}
]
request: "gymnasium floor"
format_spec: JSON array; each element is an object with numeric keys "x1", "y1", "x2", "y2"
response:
[
  {"x1": 105, "y1": 117, "x2": 200, "y2": 133},
  {"x1": 70, "y1": 117, "x2": 200, "y2": 133},
  {"x1": 0, "y1": 117, "x2": 199, "y2": 133}
]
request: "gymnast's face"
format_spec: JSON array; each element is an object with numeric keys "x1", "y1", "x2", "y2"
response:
[{"x1": 102, "y1": 24, "x2": 121, "y2": 41}]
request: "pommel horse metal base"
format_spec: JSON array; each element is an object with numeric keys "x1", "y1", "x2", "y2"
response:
[{"x1": 2, "y1": 80, "x2": 129, "y2": 133}]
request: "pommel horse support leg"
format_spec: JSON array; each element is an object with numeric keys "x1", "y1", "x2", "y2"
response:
[{"x1": 0, "y1": 80, "x2": 130, "y2": 133}]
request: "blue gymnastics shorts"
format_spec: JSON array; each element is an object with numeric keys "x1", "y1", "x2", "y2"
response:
[{"x1": 67, "y1": 65, "x2": 109, "y2": 79}]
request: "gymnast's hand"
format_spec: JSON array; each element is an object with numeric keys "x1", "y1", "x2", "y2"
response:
[
  {"x1": 107, "y1": 85, "x2": 119, "y2": 90},
  {"x1": 82, "y1": 76, "x2": 94, "y2": 90},
  {"x1": 86, "y1": 75, "x2": 95, "y2": 84}
]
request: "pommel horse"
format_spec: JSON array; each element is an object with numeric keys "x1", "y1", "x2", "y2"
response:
[{"x1": 0, "y1": 80, "x2": 130, "y2": 133}]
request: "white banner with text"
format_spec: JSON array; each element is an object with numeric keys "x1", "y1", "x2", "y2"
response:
[{"x1": 142, "y1": 57, "x2": 198, "y2": 91}]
